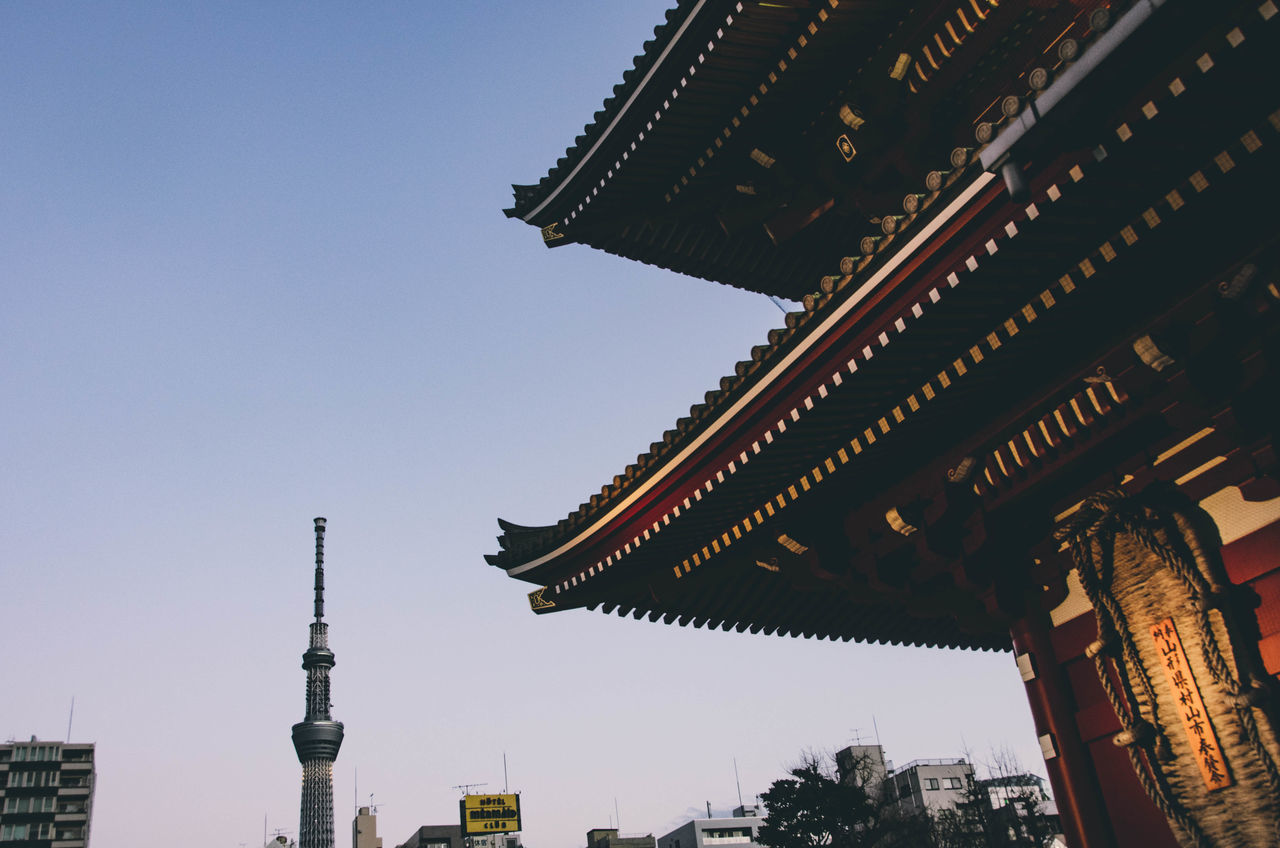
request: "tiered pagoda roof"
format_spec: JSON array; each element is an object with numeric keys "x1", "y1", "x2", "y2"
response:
[
  {"x1": 508, "y1": 0, "x2": 1147, "y2": 299},
  {"x1": 490, "y1": 0, "x2": 1280, "y2": 650}
]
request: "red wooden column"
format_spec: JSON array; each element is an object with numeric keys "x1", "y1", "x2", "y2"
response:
[{"x1": 1009, "y1": 608, "x2": 1115, "y2": 848}]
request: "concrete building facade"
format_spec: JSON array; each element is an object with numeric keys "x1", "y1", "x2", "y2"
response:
[
  {"x1": 586, "y1": 828, "x2": 654, "y2": 848},
  {"x1": 394, "y1": 823, "x2": 521, "y2": 848},
  {"x1": 394, "y1": 824, "x2": 463, "y2": 848},
  {"x1": 834, "y1": 745, "x2": 892, "y2": 791},
  {"x1": 887, "y1": 758, "x2": 975, "y2": 815},
  {"x1": 0, "y1": 738, "x2": 94, "y2": 846},
  {"x1": 354, "y1": 807, "x2": 382, "y2": 848},
  {"x1": 656, "y1": 813, "x2": 762, "y2": 848}
]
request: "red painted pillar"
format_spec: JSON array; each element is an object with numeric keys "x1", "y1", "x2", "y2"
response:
[{"x1": 1009, "y1": 611, "x2": 1115, "y2": 848}]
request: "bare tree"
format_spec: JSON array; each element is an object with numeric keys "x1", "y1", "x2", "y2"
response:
[
  {"x1": 933, "y1": 748, "x2": 1058, "y2": 848},
  {"x1": 757, "y1": 750, "x2": 934, "y2": 848}
]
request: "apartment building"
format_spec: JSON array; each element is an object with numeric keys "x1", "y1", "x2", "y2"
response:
[
  {"x1": 886, "y1": 758, "x2": 974, "y2": 815},
  {"x1": 0, "y1": 738, "x2": 94, "y2": 846}
]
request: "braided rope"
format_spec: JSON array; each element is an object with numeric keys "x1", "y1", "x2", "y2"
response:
[
  {"x1": 1123, "y1": 506, "x2": 1280, "y2": 843},
  {"x1": 1058, "y1": 491, "x2": 1211, "y2": 847},
  {"x1": 1058, "y1": 488, "x2": 1280, "y2": 846}
]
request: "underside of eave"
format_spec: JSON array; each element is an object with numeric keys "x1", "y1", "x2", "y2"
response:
[{"x1": 503, "y1": 103, "x2": 1280, "y2": 644}]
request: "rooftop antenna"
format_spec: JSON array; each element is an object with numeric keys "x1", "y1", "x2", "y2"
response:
[
  {"x1": 453, "y1": 783, "x2": 488, "y2": 796},
  {"x1": 706, "y1": 801, "x2": 712, "y2": 819},
  {"x1": 734, "y1": 758, "x2": 744, "y2": 808},
  {"x1": 66, "y1": 696, "x2": 75, "y2": 743},
  {"x1": 504, "y1": 752, "x2": 509, "y2": 794},
  {"x1": 873, "y1": 715, "x2": 882, "y2": 748},
  {"x1": 615, "y1": 798, "x2": 621, "y2": 831}
]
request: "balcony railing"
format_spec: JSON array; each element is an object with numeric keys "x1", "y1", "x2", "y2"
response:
[{"x1": 892, "y1": 758, "x2": 969, "y2": 772}]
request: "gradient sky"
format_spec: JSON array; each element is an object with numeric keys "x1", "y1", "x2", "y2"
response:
[{"x1": 2, "y1": 4, "x2": 1046, "y2": 847}]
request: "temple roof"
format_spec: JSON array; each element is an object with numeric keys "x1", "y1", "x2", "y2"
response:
[
  {"x1": 491, "y1": 0, "x2": 1280, "y2": 648},
  {"x1": 505, "y1": 0, "x2": 1120, "y2": 299}
]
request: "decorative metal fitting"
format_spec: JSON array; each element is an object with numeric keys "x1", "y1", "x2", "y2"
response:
[
  {"x1": 1133, "y1": 335, "x2": 1175, "y2": 372},
  {"x1": 838, "y1": 104, "x2": 866, "y2": 130},
  {"x1": 925, "y1": 170, "x2": 951, "y2": 192},
  {"x1": 1083, "y1": 365, "x2": 1111, "y2": 384},
  {"x1": 881, "y1": 214, "x2": 907, "y2": 235},
  {"x1": 885, "y1": 507, "x2": 918, "y2": 537},
  {"x1": 1218, "y1": 263, "x2": 1257, "y2": 300},
  {"x1": 947, "y1": 456, "x2": 978, "y2": 483}
]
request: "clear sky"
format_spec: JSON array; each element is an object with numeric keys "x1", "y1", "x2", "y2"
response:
[{"x1": 2, "y1": 4, "x2": 1045, "y2": 847}]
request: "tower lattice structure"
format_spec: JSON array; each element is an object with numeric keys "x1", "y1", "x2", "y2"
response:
[{"x1": 292, "y1": 517, "x2": 344, "y2": 848}]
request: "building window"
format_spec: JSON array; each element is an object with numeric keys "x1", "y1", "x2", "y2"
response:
[
  {"x1": 924, "y1": 778, "x2": 940, "y2": 790},
  {"x1": 9, "y1": 744, "x2": 56, "y2": 761},
  {"x1": 944, "y1": 777, "x2": 963, "y2": 790},
  {"x1": 703, "y1": 830, "x2": 751, "y2": 845},
  {"x1": 3, "y1": 796, "x2": 54, "y2": 813}
]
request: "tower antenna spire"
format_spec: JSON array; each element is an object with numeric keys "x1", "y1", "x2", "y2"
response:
[
  {"x1": 292, "y1": 517, "x2": 344, "y2": 848},
  {"x1": 314, "y1": 516, "x2": 326, "y2": 621}
]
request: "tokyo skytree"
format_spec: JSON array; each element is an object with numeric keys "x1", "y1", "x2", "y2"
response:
[{"x1": 291, "y1": 517, "x2": 344, "y2": 848}]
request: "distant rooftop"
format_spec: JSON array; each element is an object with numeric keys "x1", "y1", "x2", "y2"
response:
[{"x1": 892, "y1": 758, "x2": 969, "y2": 773}]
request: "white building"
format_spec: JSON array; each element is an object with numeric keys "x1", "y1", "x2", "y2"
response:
[
  {"x1": 657, "y1": 809, "x2": 763, "y2": 848},
  {"x1": 886, "y1": 758, "x2": 974, "y2": 814}
]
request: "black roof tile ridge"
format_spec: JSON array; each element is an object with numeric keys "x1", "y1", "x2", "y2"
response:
[{"x1": 505, "y1": 0, "x2": 707, "y2": 220}]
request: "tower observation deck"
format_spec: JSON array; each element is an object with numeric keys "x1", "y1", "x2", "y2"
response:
[{"x1": 292, "y1": 517, "x2": 344, "y2": 848}]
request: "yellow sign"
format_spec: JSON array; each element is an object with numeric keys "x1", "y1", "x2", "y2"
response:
[
  {"x1": 1150, "y1": 618, "x2": 1232, "y2": 791},
  {"x1": 460, "y1": 793, "x2": 521, "y2": 835}
]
